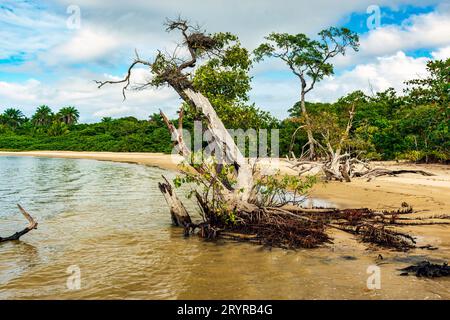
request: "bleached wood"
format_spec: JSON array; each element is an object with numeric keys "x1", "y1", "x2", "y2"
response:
[{"x1": 183, "y1": 89, "x2": 254, "y2": 201}]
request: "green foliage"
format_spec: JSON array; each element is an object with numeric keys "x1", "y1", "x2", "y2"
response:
[
  {"x1": 277, "y1": 59, "x2": 449, "y2": 162},
  {"x1": 190, "y1": 32, "x2": 278, "y2": 130},
  {"x1": 47, "y1": 121, "x2": 70, "y2": 136},
  {"x1": 32, "y1": 105, "x2": 53, "y2": 127},
  {"x1": 404, "y1": 59, "x2": 449, "y2": 106},
  {"x1": 0, "y1": 53, "x2": 447, "y2": 163},
  {"x1": 173, "y1": 156, "x2": 239, "y2": 225},
  {"x1": 256, "y1": 173, "x2": 317, "y2": 207},
  {"x1": 57, "y1": 106, "x2": 80, "y2": 125},
  {"x1": 0, "y1": 114, "x2": 172, "y2": 153},
  {"x1": 254, "y1": 28, "x2": 359, "y2": 85},
  {"x1": 0, "y1": 108, "x2": 26, "y2": 129}
]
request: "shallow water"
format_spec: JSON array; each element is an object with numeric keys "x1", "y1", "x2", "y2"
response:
[{"x1": 0, "y1": 156, "x2": 448, "y2": 299}]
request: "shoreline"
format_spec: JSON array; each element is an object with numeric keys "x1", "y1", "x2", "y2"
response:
[
  {"x1": 1, "y1": 150, "x2": 449, "y2": 214},
  {"x1": 0, "y1": 150, "x2": 183, "y2": 171}
]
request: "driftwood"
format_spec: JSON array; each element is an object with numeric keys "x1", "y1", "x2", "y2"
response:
[
  {"x1": 354, "y1": 168, "x2": 435, "y2": 179},
  {"x1": 0, "y1": 205, "x2": 38, "y2": 243},
  {"x1": 184, "y1": 89, "x2": 254, "y2": 202},
  {"x1": 289, "y1": 158, "x2": 436, "y2": 182}
]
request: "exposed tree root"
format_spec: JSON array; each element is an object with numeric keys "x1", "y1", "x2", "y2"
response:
[
  {"x1": 159, "y1": 173, "x2": 445, "y2": 251},
  {"x1": 0, "y1": 205, "x2": 38, "y2": 243},
  {"x1": 354, "y1": 168, "x2": 436, "y2": 181},
  {"x1": 338, "y1": 224, "x2": 416, "y2": 250},
  {"x1": 229, "y1": 209, "x2": 332, "y2": 249}
]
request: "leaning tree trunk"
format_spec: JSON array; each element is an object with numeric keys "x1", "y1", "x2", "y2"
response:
[
  {"x1": 183, "y1": 89, "x2": 254, "y2": 202},
  {"x1": 158, "y1": 89, "x2": 256, "y2": 230}
]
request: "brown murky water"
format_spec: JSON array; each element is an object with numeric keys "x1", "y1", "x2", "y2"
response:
[{"x1": 0, "y1": 156, "x2": 448, "y2": 299}]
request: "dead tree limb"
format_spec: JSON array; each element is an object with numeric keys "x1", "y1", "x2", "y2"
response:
[
  {"x1": 0, "y1": 205, "x2": 38, "y2": 243},
  {"x1": 158, "y1": 175, "x2": 192, "y2": 228},
  {"x1": 354, "y1": 168, "x2": 436, "y2": 179},
  {"x1": 160, "y1": 108, "x2": 191, "y2": 159}
]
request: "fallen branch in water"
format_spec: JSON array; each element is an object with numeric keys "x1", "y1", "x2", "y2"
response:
[
  {"x1": 337, "y1": 223, "x2": 416, "y2": 250},
  {"x1": 0, "y1": 205, "x2": 38, "y2": 243}
]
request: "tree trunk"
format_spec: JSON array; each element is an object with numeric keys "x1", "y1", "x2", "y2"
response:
[
  {"x1": 183, "y1": 89, "x2": 254, "y2": 202},
  {"x1": 158, "y1": 176, "x2": 192, "y2": 227},
  {"x1": 300, "y1": 93, "x2": 315, "y2": 160}
]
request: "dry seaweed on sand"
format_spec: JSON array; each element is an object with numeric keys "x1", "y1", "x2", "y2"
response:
[{"x1": 399, "y1": 261, "x2": 450, "y2": 277}]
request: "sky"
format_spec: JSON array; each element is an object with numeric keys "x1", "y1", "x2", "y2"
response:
[{"x1": 0, "y1": 0, "x2": 449, "y2": 122}]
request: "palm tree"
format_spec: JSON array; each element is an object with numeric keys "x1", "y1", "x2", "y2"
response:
[
  {"x1": 47, "y1": 121, "x2": 70, "y2": 136},
  {"x1": 32, "y1": 105, "x2": 53, "y2": 126},
  {"x1": 2, "y1": 108, "x2": 25, "y2": 129},
  {"x1": 57, "y1": 106, "x2": 80, "y2": 125}
]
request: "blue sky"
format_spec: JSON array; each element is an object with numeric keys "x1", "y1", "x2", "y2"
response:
[{"x1": 1, "y1": 0, "x2": 449, "y2": 122}]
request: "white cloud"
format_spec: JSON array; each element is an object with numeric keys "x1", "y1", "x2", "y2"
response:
[
  {"x1": 312, "y1": 52, "x2": 429, "y2": 100},
  {"x1": 0, "y1": 79, "x2": 41, "y2": 102},
  {"x1": 0, "y1": 73, "x2": 180, "y2": 123},
  {"x1": 363, "y1": 9, "x2": 450, "y2": 54},
  {"x1": 47, "y1": 0, "x2": 444, "y2": 61},
  {"x1": 431, "y1": 45, "x2": 450, "y2": 60},
  {"x1": 43, "y1": 28, "x2": 121, "y2": 65},
  {"x1": 0, "y1": 1, "x2": 68, "y2": 60},
  {"x1": 335, "y1": 5, "x2": 450, "y2": 67},
  {"x1": 93, "y1": 106, "x2": 134, "y2": 118}
]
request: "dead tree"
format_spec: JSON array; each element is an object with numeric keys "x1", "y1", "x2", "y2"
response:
[
  {"x1": 288, "y1": 102, "x2": 360, "y2": 181},
  {"x1": 96, "y1": 18, "x2": 441, "y2": 250},
  {"x1": 288, "y1": 101, "x2": 434, "y2": 182},
  {"x1": 0, "y1": 205, "x2": 38, "y2": 243}
]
